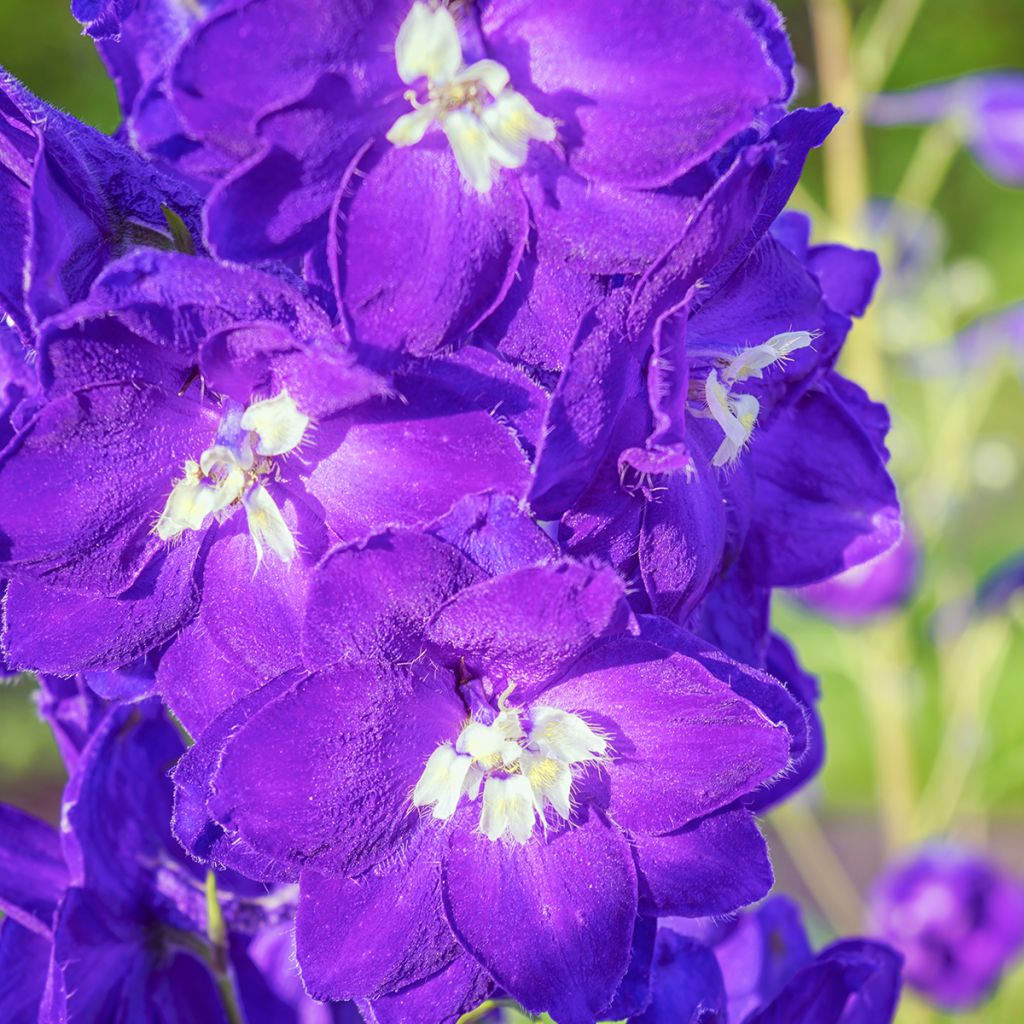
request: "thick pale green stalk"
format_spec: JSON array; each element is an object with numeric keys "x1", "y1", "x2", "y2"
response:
[
  {"x1": 856, "y1": 0, "x2": 930, "y2": 94},
  {"x1": 769, "y1": 799, "x2": 864, "y2": 935},
  {"x1": 808, "y1": 0, "x2": 886, "y2": 394}
]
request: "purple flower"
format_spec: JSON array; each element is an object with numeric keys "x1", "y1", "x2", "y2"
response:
[
  {"x1": 795, "y1": 528, "x2": 919, "y2": 623},
  {"x1": 0, "y1": 73, "x2": 203, "y2": 340},
  {"x1": 639, "y1": 896, "x2": 902, "y2": 1023},
  {"x1": 871, "y1": 73, "x2": 1024, "y2": 186},
  {"x1": 0, "y1": 249, "x2": 534, "y2": 678},
  {"x1": 71, "y1": 0, "x2": 230, "y2": 187},
  {"x1": 160, "y1": 0, "x2": 794, "y2": 354},
  {"x1": 868, "y1": 846, "x2": 1024, "y2": 1009},
  {"x1": 528, "y1": 141, "x2": 899, "y2": 632},
  {"x1": 174, "y1": 518, "x2": 801, "y2": 1023},
  {"x1": 0, "y1": 697, "x2": 355, "y2": 1023}
]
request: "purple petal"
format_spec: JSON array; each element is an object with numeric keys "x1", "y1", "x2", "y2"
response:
[
  {"x1": 743, "y1": 384, "x2": 901, "y2": 586},
  {"x1": 305, "y1": 374, "x2": 531, "y2": 542},
  {"x1": 0, "y1": 805, "x2": 66, "y2": 937},
  {"x1": 0, "y1": 918, "x2": 50, "y2": 1024},
  {"x1": 442, "y1": 813, "x2": 637, "y2": 1024},
  {"x1": 530, "y1": 292, "x2": 637, "y2": 519},
  {"x1": 0, "y1": 383, "x2": 215, "y2": 595},
  {"x1": 303, "y1": 528, "x2": 484, "y2": 670},
  {"x1": 296, "y1": 835, "x2": 457, "y2": 1001},
  {"x1": 484, "y1": 0, "x2": 791, "y2": 188},
  {"x1": 211, "y1": 663, "x2": 462, "y2": 876},
  {"x1": 545, "y1": 638, "x2": 792, "y2": 834},
  {"x1": 3, "y1": 538, "x2": 202, "y2": 674},
  {"x1": 426, "y1": 560, "x2": 634, "y2": 699},
  {"x1": 205, "y1": 74, "x2": 395, "y2": 261},
  {"x1": 636, "y1": 930, "x2": 727, "y2": 1024},
  {"x1": 429, "y1": 492, "x2": 557, "y2": 576},
  {"x1": 358, "y1": 954, "x2": 494, "y2": 1024},
  {"x1": 334, "y1": 145, "x2": 529, "y2": 355},
  {"x1": 635, "y1": 809, "x2": 772, "y2": 917}
]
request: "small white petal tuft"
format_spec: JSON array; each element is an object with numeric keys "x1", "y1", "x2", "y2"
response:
[
  {"x1": 243, "y1": 483, "x2": 296, "y2": 564},
  {"x1": 480, "y1": 774, "x2": 535, "y2": 843},
  {"x1": 240, "y1": 392, "x2": 309, "y2": 457},
  {"x1": 395, "y1": 2, "x2": 463, "y2": 86},
  {"x1": 413, "y1": 744, "x2": 474, "y2": 820}
]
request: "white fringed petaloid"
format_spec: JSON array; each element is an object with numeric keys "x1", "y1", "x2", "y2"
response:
[
  {"x1": 702, "y1": 331, "x2": 816, "y2": 467},
  {"x1": 386, "y1": 2, "x2": 556, "y2": 192},
  {"x1": 156, "y1": 391, "x2": 308, "y2": 564},
  {"x1": 412, "y1": 702, "x2": 606, "y2": 844}
]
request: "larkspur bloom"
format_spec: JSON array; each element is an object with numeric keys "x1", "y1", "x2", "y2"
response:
[
  {"x1": 150, "y1": 0, "x2": 796, "y2": 355},
  {"x1": 639, "y1": 896, "x2": 902, "y2": 1023},
  {"x1": 871, "y1": 72, "x2": 1024, "y2": 187},
  {"x1": 0, "y1": 694, "x2": 358, "y2": 1023},
  {"x1": 796, "y1": 528, "x2": 919, "y2": 623},
  {"x1": 868, "y1": 846, "x2": 1024, "y2": 1009},
  {"x1": 173, "y1": 514, "x2": 804, "y2": 1023},
  {"x1": 0, "y1": 72, "x2": 203, "y2": 340},
  {"x1": 0, "y1": 250, "x2": 536, "y2": 678}
]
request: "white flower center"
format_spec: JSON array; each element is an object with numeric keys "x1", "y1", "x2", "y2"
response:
[
  {"x1": 699, "y1": 330, "x2": 815, "y2": 466},
  {"x1": 386, "y1": 2, "x2": 556, "y2": 193},
  {"x1": 412, "y1": 698, "x2": 607, "y2": 844},
  {"x1": 155, "y1": 391, "x2": 309, "y2": 564}
]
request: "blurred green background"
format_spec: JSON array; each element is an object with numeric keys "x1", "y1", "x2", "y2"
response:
[{"x1": 0, "y1": 1, "x2": 1022, "y2": 1021}]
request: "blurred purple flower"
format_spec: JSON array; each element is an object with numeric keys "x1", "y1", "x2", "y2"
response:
[
  {"x1": 794, "y1": 528, "x2": 918, "y2": 623},
  {"x1": 871, "y1": 72, "x2": 1024, "y2": 187},
  {"x1": 868, "y1": 846, "x2": 1024, "y2": 1009}
]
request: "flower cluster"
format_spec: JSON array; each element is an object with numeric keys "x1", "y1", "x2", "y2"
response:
[{"x1": 0, "y1": 2, "x2": 908, "y2": 1022}]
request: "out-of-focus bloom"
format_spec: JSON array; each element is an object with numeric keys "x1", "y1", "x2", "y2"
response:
[
  {"x1": 974, "y1": 552, "x2": 1024, "y2": 613},
  {"x1": 868, "y1": 846, "x2": 1024, "y2": 1009},
  {"x1": 0, "y1": 696, "x2": 356, "y2": 1022},
  {"x1": 794, "y1": 528, "x2": 918, "y2": 623},
  {"x1": 870, "y1": 73, "x2": 1024, "y2": 187},
  {"x1": 636, "y1": 896, "x2": 902, "y2": 1022}
]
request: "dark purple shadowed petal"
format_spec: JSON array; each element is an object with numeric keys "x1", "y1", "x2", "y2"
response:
[
  {"x1": 635, "y1": 808, "x2": 772, "y2": 918},
  {"x1": 0, "y1": 805, "x2": 67, "y2": 937},
  {"x1": 442, "y1": 813, "x2": 637, "y2": 1024}
]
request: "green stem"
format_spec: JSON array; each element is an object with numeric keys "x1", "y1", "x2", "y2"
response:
[
  {"x1": 205, "y1": 872, "x2": 245, "y2": 1024},
  {"x1": 808, "y1": 0, "x2": 886, "y2": 395},
  {"x1": 769, "y1": 799, "x2": 864, "y2": 936},
  {"x1": 913, "y1": 618, "x2": 1012, "y2": 838},
  {"x1": 890, "y1": 120, "x2": 961, "y2": 218},
  {"x1": 856, "y1": 0, "x2": 929, "y2": 95}
]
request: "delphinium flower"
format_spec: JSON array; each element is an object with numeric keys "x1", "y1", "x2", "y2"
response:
[
  {"x1": 0, "y1": 248, "x2": 536, "y2": 680},
  {"x1": 868, "y1": 846, "x2": 1024, "y2": 1009},
  {"x1": 0, "y1": 72, "x2": 203, "y2": 339},
  {"x1": 172, "y1": 512, "x2": 805, "y2": 1023},
  {"x1": 0, "y1": 1, "x2": 914, "y2": 1022},
  {"x1": 871, "y1": 73, "x2": 1024, "y2": 187},
  {"x1": 638, "y1": 896, "x2": 902, "y2": 1023},
  {"x1": 795, "y1": 529, "x2": 919, "y2": 623},
  {"x1": 151, "y1": 0, "x2": 796, "y2": 355},
  {"x1": 0, "y1": 692, "x2": 359, "y2": 1022}
]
